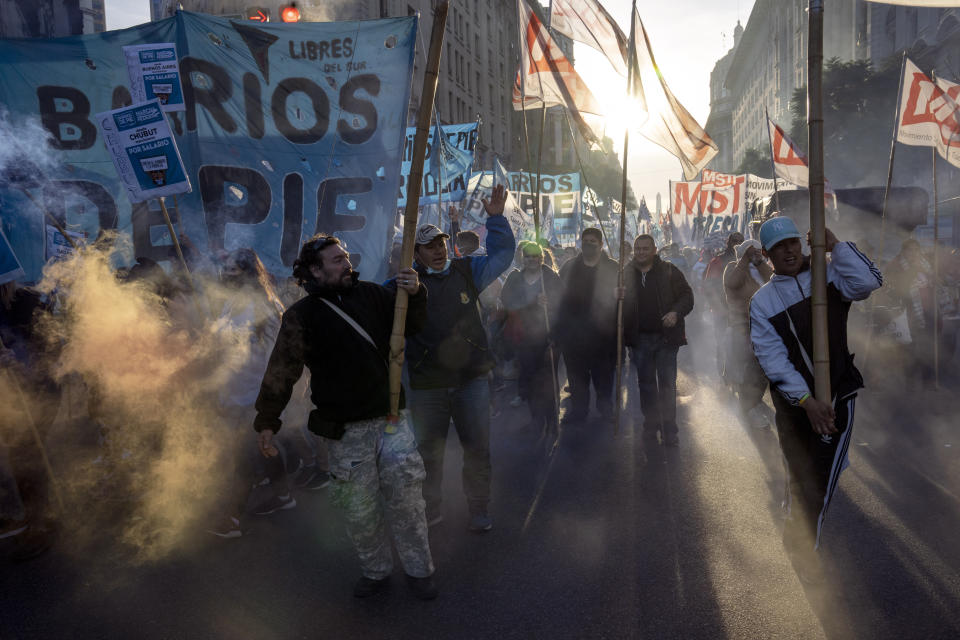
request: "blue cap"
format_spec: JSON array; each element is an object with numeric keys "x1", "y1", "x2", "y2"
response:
[{"x1": 759, "y1": 217, "x2": 801, "y2": 251}]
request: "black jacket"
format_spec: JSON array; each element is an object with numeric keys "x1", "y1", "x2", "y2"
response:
[
  {"x1": 406, "y1": 259, "x2": 495, "y2": 389},
  {"x1": 623, "y1": 256, "x2": 695, "y2": 347},
  {"x1": 555, "y1": 252, "x2": 620, "y2": 346},
  {"x1": 254, "y1": 277, "x2": 427, "y2": 432}
]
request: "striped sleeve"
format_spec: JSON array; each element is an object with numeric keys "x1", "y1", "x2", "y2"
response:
[{"x1": 828, "y1": 241, "x2": 882, "y2": 301}]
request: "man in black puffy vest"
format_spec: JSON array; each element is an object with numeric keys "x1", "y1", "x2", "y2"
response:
[{"x1": 406, "y1": 184, "x2": 515, "y2": 533}]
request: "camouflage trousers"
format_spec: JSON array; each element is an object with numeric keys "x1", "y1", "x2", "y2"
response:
[{"x1": 327, "y1": 413, "x2": 434, "y2": 579}]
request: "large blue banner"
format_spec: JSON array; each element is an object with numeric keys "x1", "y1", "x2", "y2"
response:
[{"x1": 0, "y1": 12, "x2": 416, "y2": 282}]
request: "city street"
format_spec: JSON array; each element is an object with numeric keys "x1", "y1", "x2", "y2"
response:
[{"x1": 3, "y1": 354, "x2": 959, "y2": 640}]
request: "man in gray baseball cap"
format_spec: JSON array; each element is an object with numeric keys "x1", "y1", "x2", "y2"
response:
[{"x1": 405, "y1": 185, "x2": 515, "y2": 533}]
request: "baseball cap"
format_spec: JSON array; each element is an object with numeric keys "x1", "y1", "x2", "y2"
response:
[
  {"x1": 415, "y1": 224, "x2": 449, "y2": 245},
  {"x1": 759, "y1": 217, "x2": 801, "y2": 251}
]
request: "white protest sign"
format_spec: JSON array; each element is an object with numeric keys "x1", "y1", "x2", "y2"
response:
[
  {"x1": 123, "y1": 43, "x2": 186, "y2": 112},
  {"x1": 96, "y1": 100, "x2": 191, "y2": 203}
]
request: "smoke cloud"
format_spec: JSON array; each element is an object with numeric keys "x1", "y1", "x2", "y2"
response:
[{"x1": 27, "y1": 238, "x2": 271, "y2": 563}]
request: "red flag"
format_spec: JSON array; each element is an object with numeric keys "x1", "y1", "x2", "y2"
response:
[
  {"x1": 513, "y1": 0, "x2": 604, "y2": 144},
  {"x1": 767, "y1": 115, "x2": 837, "y2": 209}
]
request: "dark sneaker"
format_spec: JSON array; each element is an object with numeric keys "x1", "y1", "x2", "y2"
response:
[
  {"x1": 663, "y1": 432, "x2": 679, "y2": 447},
  {"x1": 467, "y1": 513, "x2": 492, "y2": 533},
  {"x1": 292, "y1": 464, "x2": 317, "y2": 488},
  {"x1": 252, "y1": 494, "x2": 296, "y2": 515},
  {"x1": 303, "y1": 470, "x2": 331, "y2": 490},
  {"x1": 353, "y1": 575, "x2": 390, "y2": 598},
  {"x1": 406, "y1": 573, "x2": 438, "y2": 600},
  {"x1": 206, "y1": 516, "x2": 242, "y2": 539}
]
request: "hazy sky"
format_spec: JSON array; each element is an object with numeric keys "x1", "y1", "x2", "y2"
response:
[{"x1": 105, "y1": 0, "x2": 756, "y2": 209}]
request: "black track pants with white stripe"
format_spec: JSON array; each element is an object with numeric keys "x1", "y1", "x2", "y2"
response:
[{"x1": 772, "y1": 393, "x2": 856, "y2": 551}]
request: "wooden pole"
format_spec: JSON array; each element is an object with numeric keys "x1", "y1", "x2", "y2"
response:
[
  {"x1": 388, "y1": 2, "x2": 448, "y2": 421},
  {"x1": 158, "y1": 197, "x2": 192, "y2": 280},
  {"x1": 808, "y1": 0, "x2": 830, "y2": 405},
  {"x1": 614, "y1": 0, "x2": 638, "y2": 433}
]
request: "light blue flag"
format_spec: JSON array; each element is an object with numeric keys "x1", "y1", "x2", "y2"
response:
[
  {"x1": 398, "y1": 120, "x2": 478, "y2": 206},
  {"x1": 426, "y1": 120, "x2": 474, "y2": 197},
  {"x1": 0, "y1": 12, "x2": 417, "y2": 282}
]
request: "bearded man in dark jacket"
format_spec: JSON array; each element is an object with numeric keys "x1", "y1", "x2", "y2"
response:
[
  {"x1": 254, "y1": 235, "x2": 437, "y2": 600},
  {"x1": 620, "y1": 234, "x2": 695, "y2": 446}
]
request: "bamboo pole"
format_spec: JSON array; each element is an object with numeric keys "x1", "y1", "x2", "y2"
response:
[
  {"x1": 388, "y1": 2, "x2": 448, "y2": 422},
  {"x1": 614, "y1": 0, "x2": 638, "y2": 434},
  {"x1": 808, "y1": 0, "x2": 830, "y2": 405}
]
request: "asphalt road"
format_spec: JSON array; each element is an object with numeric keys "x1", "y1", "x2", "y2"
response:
[{"x1": 2, "y1": 345, "x2": 959, "y2": 639}]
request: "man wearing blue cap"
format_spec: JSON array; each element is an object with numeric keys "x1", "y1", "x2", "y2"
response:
[{"x1": 749, "y1": 216, "x2": 882, "y2": 580}]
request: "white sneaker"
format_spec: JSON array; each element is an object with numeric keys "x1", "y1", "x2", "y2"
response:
[{"x1": 509, "y1": 396, "x2": 523, "y2": 408}]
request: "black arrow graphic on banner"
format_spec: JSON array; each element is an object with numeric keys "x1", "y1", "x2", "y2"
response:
[{"x1": 232, "y1": 21, "x2": 279, "y2": 84}]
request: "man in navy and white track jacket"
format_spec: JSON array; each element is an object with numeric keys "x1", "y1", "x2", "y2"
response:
[{"x1": 749, "y1": 216, "x2": 882, "y2": 577}]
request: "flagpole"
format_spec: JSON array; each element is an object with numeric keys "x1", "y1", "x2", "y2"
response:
[
  {"x1": 932, "y1": 145, "x2": 941, "y2": 390},
  {"x1": 614, "y1": 0, "x2": 638, "y2": 434},
  {"x1": 764, "y1": 107, "x2": 783, "y2": 214},
  {"x1": 930, "y1": 70, "x2": 941, "y2": 390},
  {"x1": 863, "y1": 53, "x2": 906, "y2": 371},
  {"x1": 516, "y1": 0, "x2": 560, "y2": 439},
  {"x1": 389, "y1": 1, "x2": 448, "y2": 423},
  {"x1": 808, "y1": 0, "x2": 830, "y2": 406},
  {"x1": 518, "y1": 1, "x2": 539, "y2": 242},
  {"x1": 532, "y1": 1, "x2": 555, "y2": 241}
]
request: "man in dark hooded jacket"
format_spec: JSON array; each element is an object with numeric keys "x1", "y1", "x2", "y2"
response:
[{"x1": 555, "y1": 227, "x2": 619, "y2": 422}]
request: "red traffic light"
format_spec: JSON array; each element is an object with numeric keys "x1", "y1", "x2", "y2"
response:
[{"x1": 280, "y1": 5, "x2": 301, "y2": 22}]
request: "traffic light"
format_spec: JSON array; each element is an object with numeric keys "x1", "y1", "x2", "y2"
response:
[{"x1": 280, "y1": 4, "x2": 301, "y2": 22}]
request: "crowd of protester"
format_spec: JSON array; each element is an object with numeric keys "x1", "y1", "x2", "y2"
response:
[{"x1": 5, "y1": 185, "x2": 957, "y2": 593}]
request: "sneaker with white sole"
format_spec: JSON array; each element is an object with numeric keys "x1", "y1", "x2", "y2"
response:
[
  {"x1": 206, "y1": 516, "x2": 242, "y2": 539},
  {"x1": 252, "y1": 494, "x2": 296, "y2": 515}
]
